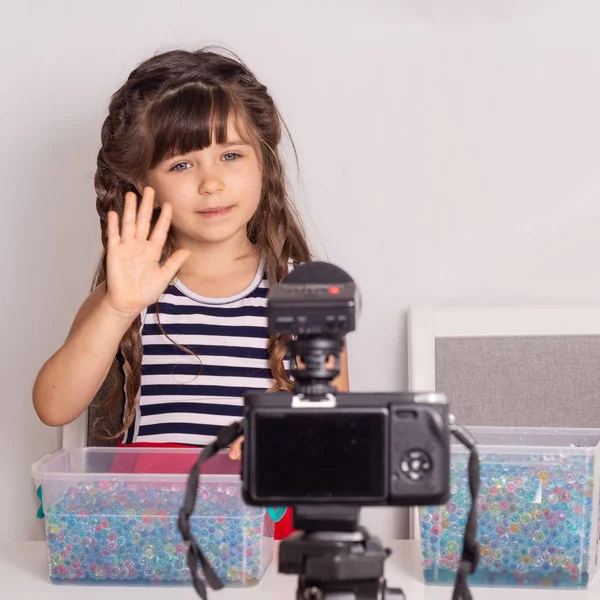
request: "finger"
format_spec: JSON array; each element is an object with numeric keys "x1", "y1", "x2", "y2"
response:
[
  {"x1": 121, "y1": 192, "x2": 138, "y2": 240},
  {"x1": 160, "y1": 249, "x2": 191, "y2": 282},
  {"x1": 228, "y1": 437, "x2": 244, "y2": 460},
  {"x1": 135, "y1": 187, "x2": 155, "y2": 241},
  {"x1": 149, "y1": 202, "x2": 173, "y2": 248},
  {"x1": 107, "y1": 211, "x2": 120, "y2": 250}
]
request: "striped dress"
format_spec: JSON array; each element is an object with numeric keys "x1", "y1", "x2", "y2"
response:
[{"x1": 122, "y1": 254, "x2": 289, "y2": 445}]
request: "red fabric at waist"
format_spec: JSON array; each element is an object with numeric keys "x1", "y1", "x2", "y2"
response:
[{"x1": 114, "y1": 440, "x2": 295, "y2": 539}]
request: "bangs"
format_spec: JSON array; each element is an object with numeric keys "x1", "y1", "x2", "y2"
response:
[{"x1": 145, "y1": 84, "x2": 253, "y2": 168}]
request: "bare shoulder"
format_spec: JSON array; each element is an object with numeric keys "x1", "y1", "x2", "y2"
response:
[{"x1": 66, "y1": 282, "x2": 108, "y2": 340}]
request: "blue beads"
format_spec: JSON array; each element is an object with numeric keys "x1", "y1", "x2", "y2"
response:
[
  {"x1": 420, "y1": 452, "x2": 595, "y2": 587},
  {"x1": 44, "y1": 481, "x2": 274, "y2": 585}
]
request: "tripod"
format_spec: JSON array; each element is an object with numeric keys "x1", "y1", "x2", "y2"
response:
[{"x1": 278, "y1": 505, "x2": 405, "y2": 600}]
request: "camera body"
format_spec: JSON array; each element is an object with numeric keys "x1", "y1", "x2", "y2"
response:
[{"x1": 242, "y1": 391, "x2": 450, "y2": 507}]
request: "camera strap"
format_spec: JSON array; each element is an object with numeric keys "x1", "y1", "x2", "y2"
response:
[
  {"x1": 177, "y1": 420, "x2": 244, "y2": 600},
  {"x1": 178, "y1": 419, "x2": 481, "y2": 600},
  {"x1": 450, "y1": 425, "x2": 481, "y2": 600}
]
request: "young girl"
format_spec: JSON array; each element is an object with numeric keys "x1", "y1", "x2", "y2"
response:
[{"x1": 33, "y1": 47, "x2": 349, "y2": 538}]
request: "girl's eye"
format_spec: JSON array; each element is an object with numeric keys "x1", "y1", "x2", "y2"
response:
[
  {"x1": 170, "y1": 162, "x2": 191, "y2": 172},
  {"x1": 223, "y1": 152, "x2": 241, "y2": 162}
]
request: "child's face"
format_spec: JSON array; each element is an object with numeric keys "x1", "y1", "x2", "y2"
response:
[{"x1": 147, "y1": 118, "x2": 262, "y2": 247}]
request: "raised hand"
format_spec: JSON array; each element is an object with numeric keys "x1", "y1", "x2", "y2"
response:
[{"x1": 104, "y1": 187, "x2": 191, "y2": 318}]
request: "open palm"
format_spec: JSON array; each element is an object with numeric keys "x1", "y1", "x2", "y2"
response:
[{"x1": 105, "y1": 187, "x2": 191, "y2": 318}]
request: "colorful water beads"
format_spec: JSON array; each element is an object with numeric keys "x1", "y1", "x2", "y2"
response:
[
  {"x1": 44, "y1": 480, "x2": 273, "y2": 585},
  {"x1": 420, "y1": 451, "x2": 596, "y2": 587}
]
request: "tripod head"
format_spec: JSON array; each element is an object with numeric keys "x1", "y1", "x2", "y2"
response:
[{"x1": 279, "y1": 505, "x2": 405, "y2": 600}]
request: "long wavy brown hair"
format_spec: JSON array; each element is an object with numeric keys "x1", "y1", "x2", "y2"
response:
[{"x1": 91, "y1": 48, "x2": 311, "y2": 440}]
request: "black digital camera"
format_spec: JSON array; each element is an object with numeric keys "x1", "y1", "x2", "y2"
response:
[
  {"x1": 242, "y1": 262, "x2": 450, "y2": 509},
  {"x1": 243, "y1": 391, "x2": 450, "y2": 507}
]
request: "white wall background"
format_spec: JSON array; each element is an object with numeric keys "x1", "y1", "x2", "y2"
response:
[{"x1": 3, "y1": 0, "x2": 600, "y2": 542}]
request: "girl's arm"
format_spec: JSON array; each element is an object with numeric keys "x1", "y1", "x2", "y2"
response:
[
  {"x1": 33, "y1": 188, "x2": 190, "y2": 427},
  {"x1": 32, "y1": 283, "x2": 137, "y2": 426},
  {"x1": 331, "y1": 345, "x2": 350, "y2": 392}
]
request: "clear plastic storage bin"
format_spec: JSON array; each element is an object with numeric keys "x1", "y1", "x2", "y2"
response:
[
  {"x1": 32, "y1": 447, "x2": 274, "y2": 586},
  {"x1": 419, "y1": 427, "x2": 600, "y2": 588}
]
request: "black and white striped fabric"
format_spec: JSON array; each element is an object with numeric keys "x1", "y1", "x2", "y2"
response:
[{"x1": 123, "y1": 255, "x2": 289, "y2": 445}]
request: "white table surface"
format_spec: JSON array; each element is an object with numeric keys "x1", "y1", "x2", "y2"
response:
[{"x1": 2, "y1": 540, "x2": 600, "y2": 599}]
